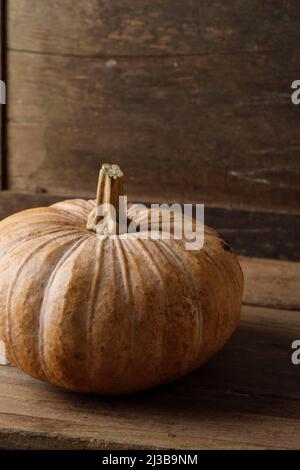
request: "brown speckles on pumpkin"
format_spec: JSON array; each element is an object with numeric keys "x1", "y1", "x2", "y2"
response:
[
  {"x1": 73, "y1": 353, "x2": 86, "y2": 361},
  {"x1": 221, "y1": 239, "x2": 234, "y2": 254},
  {"x1": 217, "y1": 233, "x2": 234, "y2": 254}
]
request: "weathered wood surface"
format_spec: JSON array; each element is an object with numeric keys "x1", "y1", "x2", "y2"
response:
[
  {"x1": 205, "y1": 208, "x2": 300, "y2": 262},
  {"x1": 1, "y1": 2, "x2": 299, "y2": 450},
  {"x1": 0, "y1": 305, "x2": 299, "y2": 450},
  {"x1": 1, "y1": 191, "x2": 300, "y2": 262},
  {"x1": 7, "y1": 0, "x2": 300, "y2": 57},
  {"x1": 240, "y1": 257, "x2": 300, "y2": 310},
  {"x1": 5, "y1": 0, "x2": 300, "y2": 212},
  {"x1": 0, "y1": 191, "x2": 64, "y2": 220},
  {"x1": 0, "y1": 0, "x2": 6, "y2": 189}
]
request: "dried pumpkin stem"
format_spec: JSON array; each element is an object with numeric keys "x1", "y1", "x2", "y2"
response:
[{"x1": 86, "y1": 163, "x2": 124, "y2": 234}]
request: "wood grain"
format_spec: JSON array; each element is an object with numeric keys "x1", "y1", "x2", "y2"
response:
[
  {"x1": 6, "y1": 49, "x2": 300, "y2": 212},
  {"x1": 5, "y1": 0, "x2": 300, "y2": 212},
  {"x1": 205, "y1": 207, "x2": 300, "y2": 262},
  {"x1": 0, "y1": 305, "x2": 299, "y2": 450},
  {"x1": 240, "y1": 257, "x2": 300, "y2": 310},
  {"x1": 7, "y1": 0, "x2": 300, "y2": 57},
  {"x1": 0, "y1": 0, "x2": 6, "y2": 189},
  {"x1": 0, "y1": 191, "x2": 64, "y2": 220}
]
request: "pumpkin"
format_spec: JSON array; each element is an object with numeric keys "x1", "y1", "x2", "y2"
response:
[{"x1": 0, "y1": 164, "x2": 243, "y2": 394}]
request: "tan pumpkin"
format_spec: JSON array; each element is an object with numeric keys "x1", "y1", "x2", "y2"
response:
[{"x1": 0, "y1": 164, "x2": 243, "y2": 394}]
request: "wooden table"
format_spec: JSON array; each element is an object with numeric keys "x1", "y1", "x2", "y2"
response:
[{"x1": 0, "y1": 257, "x2": 299, "y2": 450}]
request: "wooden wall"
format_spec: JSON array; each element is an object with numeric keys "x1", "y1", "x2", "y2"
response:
[
  {"x1": 0, "y1": 0, "x2": 5, "y2": 189},
  {"x1": 2, "y1": 0, "x2": 300, "y2": 212}
]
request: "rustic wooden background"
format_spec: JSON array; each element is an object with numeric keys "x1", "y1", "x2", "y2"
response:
[
  {"x1": 0, "y1": 0, "x2": 300, "y2": 260},
  {"x1": 0, "y1": 2, "x2": 300, "y2": 450},
  {"x1": 1, "y1": 0, "x2": 300, "y2": 209}
]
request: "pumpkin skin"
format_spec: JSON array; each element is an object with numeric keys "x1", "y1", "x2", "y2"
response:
[{"x1": 0, "y1": 198, "x2": 243, "y2": 394}]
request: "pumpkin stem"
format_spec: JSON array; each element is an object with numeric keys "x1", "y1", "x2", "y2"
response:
[{"x1": 86, "y1": 163, "x2": 124, "y2": 234}]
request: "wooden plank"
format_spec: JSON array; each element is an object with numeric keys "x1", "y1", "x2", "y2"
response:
[
  {"x1": 6, "y1": 49, "x2": 300, "y2": 212},
  {"x1": 0, "y1": 0, "x2": 6, "y2": 189},
  {"x1": 241, "y1": 257, "x2": 300, "y2": 310},
  {"x1": 205, "y1": 207, "x2": 300, "y2": 262},
  {"x1": 0, "y1": 191, "x2": 64, "y2": 220},
  {"x1": 0, "y1": 305, "x2": 299, "y2": 449},
  {"x1": 0, "y1": 191, "x2": 300, "y2": 264},
  {"x1": 7, "y1": 0, "x2": 300, "y2": 57}
]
